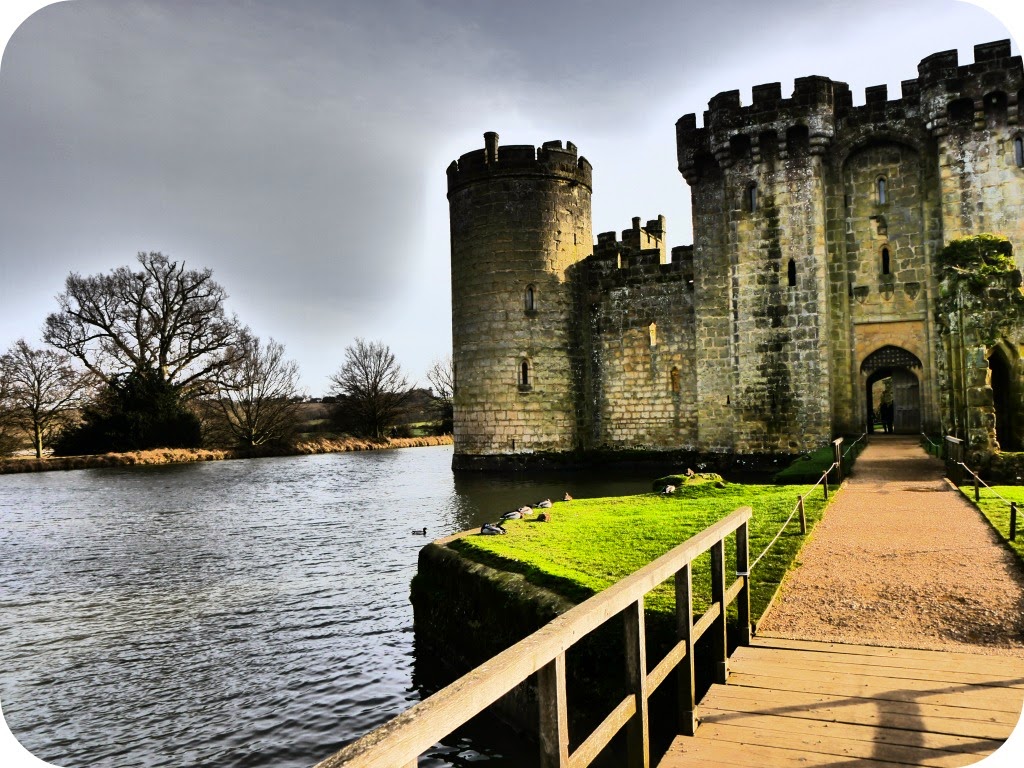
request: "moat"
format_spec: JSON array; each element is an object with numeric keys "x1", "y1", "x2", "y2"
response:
[{"x1": 0, "y1": 445, "x2": 656, "y2": 768}]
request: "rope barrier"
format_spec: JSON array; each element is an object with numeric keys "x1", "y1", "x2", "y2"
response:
[
  {"x1": 955, "y1": 460, "x2": 1011, "y2": 505},
  {"x1": 842, "y1": 432, "x2": 867, "y2": 459},
  {"x1": 750, "y1": 461, "x2": 837, "y2": 571}
]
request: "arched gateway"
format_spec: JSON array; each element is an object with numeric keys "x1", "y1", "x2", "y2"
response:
[{"x1": 861, "y1": 346, "x2": 922, "y2": 434}]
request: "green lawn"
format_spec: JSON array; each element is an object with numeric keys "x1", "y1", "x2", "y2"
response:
[
  {"x1": 961, "y1": 485, "x2": 1024, "y2": 563},
  {"x1": 450, "y1": 482, "x2": 829, "y2": 623}
]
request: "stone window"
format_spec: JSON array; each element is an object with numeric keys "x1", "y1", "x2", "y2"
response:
[
  {"x1": 670, "y1": 367, "x2": 680, "y2": 393},
  {"x1": 787, "y1": 258, "x2": 797, "y2": 287},
  {"x1": 1015, "y1": 136, "x2": 1024, "y2": 168},
  {"x1": 524, "y1": 284, "x2": 536, "y2": 312},
  {"x1": 519, "y1": 359, "x2": 532, "y2": 390},
  {"x1": 948, "y1": 97, "x2": 974, "y2": 125},
  {"x1": 746, "y1": 182, "x2": 758, "y2": 213},
  {"x1": 730, "y1": 134, "x2": 751, "y2": 161},
  {"x1": 648, "y1": 322, "x2": 657, "y2": 347},
  {"x1": 881, "y1": 246, "x2": 891, "y2": 275},
  {"x1": 876, "y1": 177, "x2": 887, "y2": 205}
]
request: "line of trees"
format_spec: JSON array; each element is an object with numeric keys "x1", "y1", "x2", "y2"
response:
[{"x1": 0, "y1": 251, "x2": 453, "y2": 458}]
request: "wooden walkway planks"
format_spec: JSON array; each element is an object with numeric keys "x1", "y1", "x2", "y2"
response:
[{"x1": 659, "y1": 636, "x2": 1024, "y2": 768}]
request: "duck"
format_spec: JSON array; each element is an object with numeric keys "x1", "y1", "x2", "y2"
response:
[
  {"x1": 661, "y1": 484, "x2": 676, "y2": 495},
  {"x1": 411, "y1": 527, "x2": 428, "y2": 536},
  {"x1": 533, "y1": 498, "x2": 553, "y2": 509},
  {"x1": 500, "y1": 507, "x2": 533, "y2": 520},
  {"x1": 480, "y1": 522, "x2": 507, "y2": 535},
  {"x1": 537, "y1": 512, "x2": 551, "y2": 522},
  {"x1": 563, "y1": 493, "x2": 573, "y2": 502}
]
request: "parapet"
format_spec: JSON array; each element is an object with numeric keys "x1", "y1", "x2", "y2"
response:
[
  {"x1": 585, "y1": 215, "x2": 687, "y2": 291},
  {"x1": 447, "y1": 133, "x2": 593, "y2": 196},
  {"x1": 677, "y1": 40, "x2": 1022, "y2": 182}
]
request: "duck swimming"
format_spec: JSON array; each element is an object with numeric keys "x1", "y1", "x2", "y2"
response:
[{"x1": 412, "y1": 527, "x2": 428, "y2": 535}]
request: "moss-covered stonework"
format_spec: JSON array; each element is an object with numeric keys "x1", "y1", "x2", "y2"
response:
[{"x1": 450, "y1": 41, "x2": 1024, "y2": 469}]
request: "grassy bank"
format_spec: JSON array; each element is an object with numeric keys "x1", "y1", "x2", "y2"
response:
[
  {"x1": 960, "y1": 485, "x2": 1024, "y2": 564},
  {"x1": 0, "y1": 434, "x2": 452, "y2": 474},
  {"x1": 449, "y1": 481, "x2": 829, "y2": 624}
]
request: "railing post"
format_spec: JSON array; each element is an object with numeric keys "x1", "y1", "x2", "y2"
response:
[
  {"x1": 833, "y1": 438, "x2": 843, "y2": 483},
  {"x1": 736, "y1": 521, "x2": 751, "y2": 646},
  {"x1": 1012, "y1": 502, "x2": 1018, "y2": 542},
  {"x1": 538, "y1": 653, "x2": 570, "y2": 768},
  {"x1": 823, "y1": 469, "x2": 829, "y2": 500},
  {"x1": 623, "y1": 599, "x2": 650, "y2": 768},
  {"x1": 675, "y1": 564, "x2": 696, "y2": 737},
  {"x1": 974, "y1": 472, "x2": 980, "y2": 502},
  {"x1": 710, "y1": 539, "x2": 728, "y2": 685},
  {"x1": 798, "y1": 495, "x2": 806, "y2": 534}
]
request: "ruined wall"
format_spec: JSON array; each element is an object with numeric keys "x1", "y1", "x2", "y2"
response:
[{"x1": 447, "y1": 134, "x2": 592, "y2": 466}]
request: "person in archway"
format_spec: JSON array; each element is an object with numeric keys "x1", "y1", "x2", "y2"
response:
[{"x1": 880, "y1": 400, "x2": 894, "y2": 434}]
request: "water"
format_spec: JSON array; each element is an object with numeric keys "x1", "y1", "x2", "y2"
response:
[{"x1": 0, "y1": 445, "x2": 656, "y2": 768}]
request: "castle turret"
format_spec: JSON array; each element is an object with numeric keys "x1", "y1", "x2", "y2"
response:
[{"x1": 447, "y1": 133, "x2": 593, "y2": 467}]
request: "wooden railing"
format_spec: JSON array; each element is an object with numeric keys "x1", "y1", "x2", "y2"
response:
[{"x1": 314, "y1": 506, "x2": 753, "y2": 768}]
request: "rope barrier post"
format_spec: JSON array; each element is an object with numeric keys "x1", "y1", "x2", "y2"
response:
[
  {"x1": 822, "y1": 468, "x2": 829, "y2": 501},
  {"x1": 798, "y1": 495, "x2": 806, "y2": 534},
  {"x1": 1012, "y1": 502, "x2": 1018, "y2": 542},
  {"x1": 833, "y1": 439, "x2": 843, "y2": 483},
  {"x1": 974, "y1": 473, "x2": 980, "y2": 502}
]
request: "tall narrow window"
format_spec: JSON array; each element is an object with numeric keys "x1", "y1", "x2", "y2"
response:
[
  {"x1": 1015, "y1": 136, "x2": 1024, "y2": 168},
  {"x1": 520, "y1": 360, "x2": 530, "y2": 388},
  {"x1": 877, "y1": 177, "x2": 887, "y2": 204},
  {"x1": 670, "y1": 367, "x2": 680, "y2": 393},
  {"x1": 787, "y1": 258, "x2": 797, "y2": 287},
  {"x1": 524, "y1": 285, "x2": 535, "y2": 311},
  {"x1": 881, "y1": 246, "x2": 891, "y2": 275},
  {"x1": 648, "y1": 322, "x2": 657, "y2": 347},
  {"x1": 747, "y1": 182, "x2": 758, "y2": 213}
]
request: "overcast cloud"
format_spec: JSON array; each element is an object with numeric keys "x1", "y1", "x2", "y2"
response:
[{"x1": 0, "y1": 0, "x2": 1021, "y2": 394}]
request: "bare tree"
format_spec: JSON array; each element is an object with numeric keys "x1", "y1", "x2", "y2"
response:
[
  {"x1": 329, "y1": 338, "x2": 412, "y2": 438},
  {"x1": 1, "y1": 340, "x2": 93, "y2": 458},
  {"x1": 0, "y1": 360, "x2": 22, "y2": 456},
  {"x1": 43, "y1": 252, "x2": 239, "y2": 392},
  {"x1": 425, "y1": 355, "x2": 454, "y2": 433},
  {"x1": 210, "y1": 331, "x2": 304, "y2": 447}
]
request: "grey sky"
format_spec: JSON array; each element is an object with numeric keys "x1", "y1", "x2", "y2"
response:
[{"x1": 0, "y1": 0, "x2": 1021, "y2": 395}]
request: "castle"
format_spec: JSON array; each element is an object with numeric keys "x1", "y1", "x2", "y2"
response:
[{"x1": 447, "y1": 40, "x2": 1024, "y2": 470}]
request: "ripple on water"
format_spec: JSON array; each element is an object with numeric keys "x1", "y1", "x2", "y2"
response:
[{"x1": 1, "y1": 447, "x2": 654, "y2": 766}]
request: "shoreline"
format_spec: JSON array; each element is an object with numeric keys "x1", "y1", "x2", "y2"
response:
[{"x1": 0, "y1": 435, "x2": 453, "y2": 475}]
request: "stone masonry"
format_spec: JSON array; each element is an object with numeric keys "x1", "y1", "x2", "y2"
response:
[{"x1": 448, "y1": 41, "x2": 1024, "y2": 469}]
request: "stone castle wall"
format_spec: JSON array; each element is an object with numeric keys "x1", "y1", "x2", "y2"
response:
[
  {"x1": 447, "y1": 135, "x2": 592, "y2": 466},
  {"x1": 449, "y1": 41, "x2": 1024, "y2": 468}
]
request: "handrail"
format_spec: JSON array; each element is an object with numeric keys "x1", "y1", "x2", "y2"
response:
[{"x1": 314, "y1": 506, "x2": 753, "y2": 768}]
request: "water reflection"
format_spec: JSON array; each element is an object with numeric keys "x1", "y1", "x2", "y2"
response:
[{"x1": 0, "y1": 445, "x2": 660, "y2": 767}]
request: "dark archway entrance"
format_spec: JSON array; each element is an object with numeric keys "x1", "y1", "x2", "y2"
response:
[
  {"x1": 862, "y1": 346, "x2": 922, "y2": 434},
  {"x1": 989, "y1": 348, "x2": 1019, "y2": 451}
]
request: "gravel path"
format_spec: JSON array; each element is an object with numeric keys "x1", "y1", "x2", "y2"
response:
[{"x1": 757, "y1": 436, "x2": 1024, "y2": 656}]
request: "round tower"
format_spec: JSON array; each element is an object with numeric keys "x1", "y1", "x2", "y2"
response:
[{"x1": 447, "y1": 132, "x2": 593, "y2": 468}]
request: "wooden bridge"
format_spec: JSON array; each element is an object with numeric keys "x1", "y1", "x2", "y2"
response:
[
  {"x1": 661, "y1": 635, "x2": 1024, "y2": 767},
  {"x1": 315, "y1": 447, "x2": 1024, "y2": 767}
]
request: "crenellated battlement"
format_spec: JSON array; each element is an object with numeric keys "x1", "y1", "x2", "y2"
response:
[
  {"x1": 584, "y1": 215, "x2": 689, "y2": 292},
  {"x1": 446, "y1": 132, "x2": 593, "y2": 196},
  {"x1": 676, "y1": 40, "x2": 1023, "y2": 182}
]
